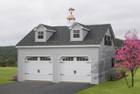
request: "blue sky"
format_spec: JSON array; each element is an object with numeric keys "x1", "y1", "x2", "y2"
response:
[{"x1": 0, "y1": 0, "x2": 140, "y2": 46}]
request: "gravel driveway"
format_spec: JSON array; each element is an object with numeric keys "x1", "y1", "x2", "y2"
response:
[{"x1": 0, "y1": 81, "x2": 93, "y2": 94}]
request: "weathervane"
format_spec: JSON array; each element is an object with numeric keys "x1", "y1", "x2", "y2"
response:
[{"x1": 66, "y1": 8, "x2": 76, "y2": 24}]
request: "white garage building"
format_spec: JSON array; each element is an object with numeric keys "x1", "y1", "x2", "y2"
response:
[{"x1": 16, "y1": 22, "x2": 115, "y2": 84}]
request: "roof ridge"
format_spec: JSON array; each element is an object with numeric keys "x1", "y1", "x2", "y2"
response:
[
  {"x1": 85, "y1": 24, "x2": 111, "y2": 26},
  {"x1": 52, "y1": 26, "x2": 68, "y2": 28},
  {"x1": 40, "y1": 23, "x2": 111, "y2": 28}
]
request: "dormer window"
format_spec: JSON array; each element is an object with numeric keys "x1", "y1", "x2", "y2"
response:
[
  {"x1": 38, "y1": 31, "x2": 44, "y2": 39},
  {"x1": 34, "y1": 24, "x2": 56, "y2": 42},
  {"x1": 70, "y1": 22, "x2": 89, "y2": 41},
  {"x1": 35, "y1": 31, "x2": 46, "y2": 42},
  {"x1": 73, "y1": 30, "x2": 80, "y2": 38},
  {"x1": 104, "y1": 35, "x2": 112, "y2": 46}
]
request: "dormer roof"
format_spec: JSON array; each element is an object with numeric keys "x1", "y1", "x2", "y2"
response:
[
  {"x1": 69, "y1": 22, "x2": 90, "y2": 31},
  {"x1": 34, "y1": 24, "x2": 56, "y2": 32}
]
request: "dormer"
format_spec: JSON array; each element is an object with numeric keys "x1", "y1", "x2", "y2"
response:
[
  {"x1": 34, "y1": 24, "x2": 56, "y2": 42},
  {"x1": 70, "y1": 22, "x2": 89, "y2": 41}
]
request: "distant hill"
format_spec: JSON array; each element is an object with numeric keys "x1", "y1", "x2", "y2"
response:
[
  {"x1": 0, "y1": 38, "x2": 124, "y2": 67},
  {"x1": 0, "y1": 46, "x2": 16, "y2": 67}
]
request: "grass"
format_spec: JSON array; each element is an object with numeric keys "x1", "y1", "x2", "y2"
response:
[
  {"x1": 0, "y1": 67, "x2": 17, "y2": 84},
  {"x1": 77, "y1": 69, "x2": 140, "y2": 94},
  {"x1": 0, "y1": 67, "x2": 140, "y2": 94}
]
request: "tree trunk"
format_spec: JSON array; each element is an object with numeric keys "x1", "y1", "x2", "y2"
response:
[
  {"x1": 131, "y1": 70, "x2": 134, "y2": 87},
  {"x1": 124, "y1": 75, "x2": 131, "y2": 88}
]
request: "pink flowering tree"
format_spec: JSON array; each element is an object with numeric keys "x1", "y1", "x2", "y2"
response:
[{"x1": 115, "y1": 31, "x2": 140, "y2": 87}]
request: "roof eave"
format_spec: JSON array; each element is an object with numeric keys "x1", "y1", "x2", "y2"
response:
[{"x1": 16, "y1": 45, "x2": 101, "y2": 49}]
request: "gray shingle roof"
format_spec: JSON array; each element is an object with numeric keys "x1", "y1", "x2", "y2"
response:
[{"x1": 16, "y1": 23, "x2": 115, "y2": 46}]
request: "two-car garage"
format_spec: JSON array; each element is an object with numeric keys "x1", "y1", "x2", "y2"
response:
[{"x1": 24, "y1": 56, "x2": 91, "y2": 83}]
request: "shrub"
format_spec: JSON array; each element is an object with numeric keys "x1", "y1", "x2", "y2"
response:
[{"x1": 110, "y1": 68, "x2": 123, "y2": 81}]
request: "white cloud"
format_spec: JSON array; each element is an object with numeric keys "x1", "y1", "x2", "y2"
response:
[{"x1": 0, "y1": 0, "x2": 140, "y2": 45}]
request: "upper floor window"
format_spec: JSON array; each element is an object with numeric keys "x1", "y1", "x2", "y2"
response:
[
  {"x1": 38, "y1": 31, "x2": 44, "y2": 39},
  {"x1": 73, "y1": 30, "x2": 80, "y2": 38},
  {"x1": 104, "y1": 35, "x2": 112, "y2": 46}
]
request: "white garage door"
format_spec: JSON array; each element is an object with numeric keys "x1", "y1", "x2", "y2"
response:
[
  {"x1": 60, "y1": 56, "x2": 91, "y2": 83},
  {"x1": 24, "y1": 56, "x2": 53, "y2": 81}
]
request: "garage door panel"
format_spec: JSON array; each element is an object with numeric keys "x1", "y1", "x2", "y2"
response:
[
  {"x1": 60, "y1": 56, "x2": 91, "y2": 83},
  {"x1": 25, "y1": 74, "x2": 53, "y2": 81},
  {"x1": 25, "y1": 56, "x2": 53, "y2": 81},
  {"x1": 61, "y1": 75, "x2": 91, "y2": 82}
]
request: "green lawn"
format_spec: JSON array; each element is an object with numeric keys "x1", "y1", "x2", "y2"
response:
[
  {"x1": 0, "y1": 67, "x2": 17, "y2": 84},
  {"x1": 78, "y1": 69, "x2": 140, "y2": 94},
  {"x1": 1, "y1": 67, "x2": 140, "y2": 94}
]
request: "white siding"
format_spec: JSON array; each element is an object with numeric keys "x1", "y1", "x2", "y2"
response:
[{"x1": 98, "y1": 30, "x2": 115, "y2": 83}]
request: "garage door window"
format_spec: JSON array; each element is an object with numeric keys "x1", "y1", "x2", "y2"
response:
[
  {"x1": 40, "y1": 57, "x2": 51, "y2": 61},
  {"x1": 77, "y1": 56, "x2": 88, "y2": 61},
  {"x1": 27, "y1": 57, "x2": 38, "y2": 61},
  {"x1": 61, "y1": 56, "x2": 89, "y2": 62},
  {"x1": 62, "y1": 57, "x2": 74, "y2": 61}
]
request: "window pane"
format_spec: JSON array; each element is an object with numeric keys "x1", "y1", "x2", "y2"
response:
[
  {"x1": 73, "y1": 30, "x2": 80, "y2": 38},
  {"x1": 77, "y1": 56, "x2": 88, "y2": 61},
  {"x1": 62, "y1": 57, "x2": 74, "y2": 61},
  {"x1": 40, "y1": 57, "x2": 51, "y2": 61},
  {"x1": 27, "y1": 57, "x2": 38, "y2": 61},
  {"x1": 38, "y1": 31, "x2": 44, "y2": 39},
  {"x1": 104, "y1": 35, "x2": 112, "y2": 46},
  {"x1": 73, "y1": 34, "x2": 80, "y2": 38}
]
